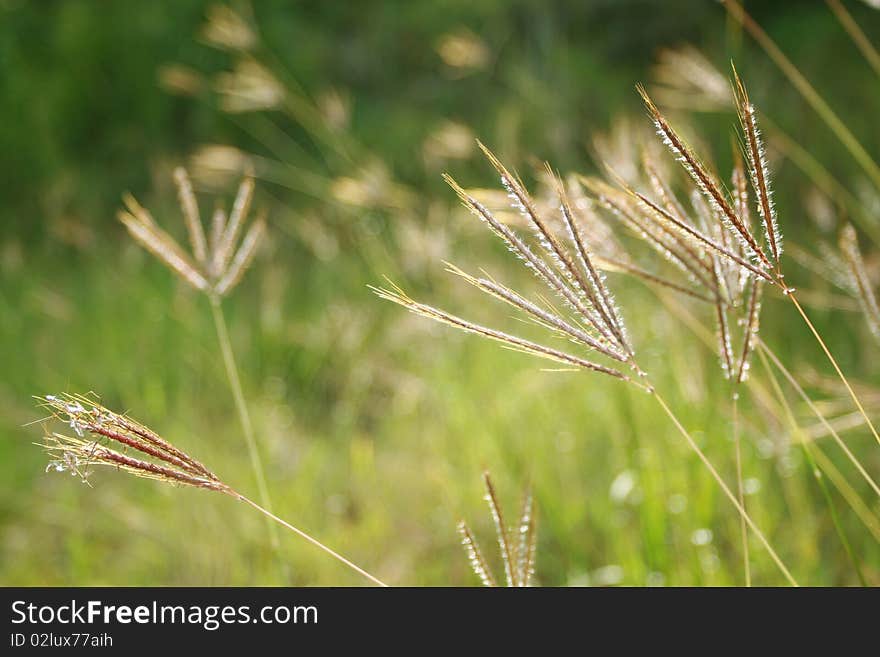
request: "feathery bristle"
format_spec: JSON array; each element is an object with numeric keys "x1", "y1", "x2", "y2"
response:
[
  {"x1": 642, "y1": 157, "x2": 715, "y2": 278},
  {"x1": 714, "y1": 301, "x2": 734, "y2": 379},
  {"x1": 731, "y1": 159, "x2": 753, "y2": 293},
  {"x1": 627, "y1": 187, "x2": 773, "y2": 284},
  {"x1": 515, "y1": 488, "x2": 537, "y2": 587},
  {"x1": 735, "y1": 278, "x2": 763, "y2": 383},
  {"x1": 444, "y1": 263, "x2": 627, "y2": 362},
  {"x1": 457, "y1": 473, "x2": 539, "y2": 587},
  {"x1": 551, "y1": 171, "x2": 632, "y2": 356},
  {"x1": 120, "y1": 170, "x2": 265, "y2": 297},
  {"x1": 588, "y1": 177, "x2": 718, "y2": 294},
  {"x1": 477, "y1": 144, "x2": 622, "y2": 347},
  {"x1": 209, "y1": 206, "x2": 227, "y2": 277},
  {"x1": 596, "y1": 256, "x2": 714, "y2": 303}
]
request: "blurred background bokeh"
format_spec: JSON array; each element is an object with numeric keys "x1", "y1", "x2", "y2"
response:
[{"x1": 2, "y1": 0, "x2": 879, "y2": 585}]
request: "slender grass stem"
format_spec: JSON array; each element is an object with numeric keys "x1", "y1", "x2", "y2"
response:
[
  {"x1": 209, "y1": 295, "x2": 280, "y2": 555},
  {"x1": 235, "y1": 493, "x2": 388, "y2": 587},
  {"x1": 758, "y1": 338, "x2": 880, "y2": 498},
  {"x1": 732, "y1": 391, "x2": 751, "y2": 586},
  {"x1": 786, "y1": 292, "x2": 880, "y2": 448},
  {"x1": 756, "y1": 347, "x2": 867, "y2": 585},
  {"x1": 650, "y1": 389, "x2": 798, "y2": 586}
]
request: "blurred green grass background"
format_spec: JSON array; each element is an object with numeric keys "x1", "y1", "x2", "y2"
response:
[{"x1": 2, "y1": 0, "x2": 879, "y2": 585}]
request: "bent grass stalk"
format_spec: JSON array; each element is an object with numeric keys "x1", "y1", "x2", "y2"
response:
[{"x1": 36, "y1": 394, "x2": 387, "y2": 587}]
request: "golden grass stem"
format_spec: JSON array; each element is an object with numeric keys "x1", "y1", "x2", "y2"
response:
[
  {"x1": 786, "y1": 292, "x2": 880, "y2": 448},
  {"x1": 651, "y1": 390, "x2": 798, "y2": 586},
  {"x1": 210, "y1": 295, "x2": 280, "y2": 555},
  {"x1": 732, "y1": 391, "x2": 751, "y2": 586},
  {"x1": 757, "y1": 338, "x2": 880, "y2": 498},
  {"x1": 235, "y1": 493, "x2": 388, "y2": 587}
]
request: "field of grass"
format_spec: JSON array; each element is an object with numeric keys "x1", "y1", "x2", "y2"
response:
[{"x1": 2, "y1": 1, "x2": 880, "y2": 586}]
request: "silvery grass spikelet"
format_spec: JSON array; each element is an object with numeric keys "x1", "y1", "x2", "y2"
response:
[
  {"x1": 118, "y1": 168, "x2": 266, "y2": 298},
  {"x1": 373, "y1": 142, "x2": 645, "y2": 385},
  {"x1": 35, "y1": 393, "x2": 388, "y2": 587},
  {"x1": 457, "y1": 472, "x2": 537, "y2": 587}
]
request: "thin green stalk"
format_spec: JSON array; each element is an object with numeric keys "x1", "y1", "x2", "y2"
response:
[
  {"x1": 732, "y1": 390, "x2": 751, "y2": 586},
  {"x1": 210, "y1": 295, "x2": 281, "y2": 556},
  {"x1": 756, "y1": 347, "x2": 867, "y2": 585},
  {"x1": 651, "y1": 390, "x2": 798, "y2": 586}
]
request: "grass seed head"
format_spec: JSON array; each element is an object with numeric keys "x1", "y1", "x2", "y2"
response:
[{"x1": 119, "y1": 168, "x2": 266, "y2": 298}]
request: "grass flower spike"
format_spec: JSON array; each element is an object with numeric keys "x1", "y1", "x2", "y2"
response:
[{"x1": 36, "y1": 394, "x2": 387, "y2": 587}]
